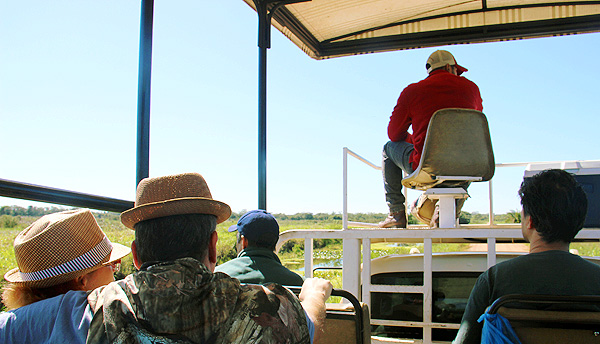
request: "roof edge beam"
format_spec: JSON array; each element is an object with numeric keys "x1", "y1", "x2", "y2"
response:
[{"x1": 319, "y1": 14, "x2": 600, "y2": 58}]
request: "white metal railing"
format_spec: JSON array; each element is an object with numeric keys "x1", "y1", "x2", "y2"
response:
[{"x1": 277, "y1": 227, "x2": 600, "y2": 343}]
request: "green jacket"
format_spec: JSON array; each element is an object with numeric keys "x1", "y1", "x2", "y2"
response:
[
  {"x1": 86, "y1": 257, "x2": 309, "y2": 344},
  {"x1": 216, "y1": 247, "x2": 305, "y2": 287}
]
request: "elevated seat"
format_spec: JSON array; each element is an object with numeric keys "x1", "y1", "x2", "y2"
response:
[
  {"x1": 401, "y1": 108, "x2": 494, "y2": 227},
  {"x1": 486, "y1": 294, "x2": 600, "y2": 344}
]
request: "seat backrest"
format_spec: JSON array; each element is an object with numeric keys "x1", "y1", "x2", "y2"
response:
[
  {"x1": 321, "y1": 302, "x2": 371, "y2": 344},
  {"x1": 402, "y1": 108, "x2": 495, "y2": 190},
  {"x1": 488, "y1": 294, "x2": 600, "y2": 344},
  {"x1": 287, "y1": 287, "x2": 370, "y2": 344}
]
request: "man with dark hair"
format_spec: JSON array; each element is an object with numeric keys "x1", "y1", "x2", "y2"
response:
[
  {"x1": 379, "y1": 50, "x2": 483, "y2": 228},
  {"x1": 454, "y1": 169, "x2": 600, "y2": 344},
  {"x1": 86, "y1": 173, "x2": 332, "y2": 344},
  {"x1": 216, "y1": 210, "x2": 304, "y2": 286}
]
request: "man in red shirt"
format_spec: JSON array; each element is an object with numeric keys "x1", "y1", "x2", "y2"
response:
[{"x1": 379, "y1": 50, "x2": 483, "y2": 228}]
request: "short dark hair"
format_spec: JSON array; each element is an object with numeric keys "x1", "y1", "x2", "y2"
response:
[
  {"x1": 236, "y1": 231, "x2": 277, "y2": 251},
  {"x1": 134, "y1": 214, "x2": 217, "y2": 264},
  {"x1": 519, "y1": 169, "x2": 587, "y2": 243}
]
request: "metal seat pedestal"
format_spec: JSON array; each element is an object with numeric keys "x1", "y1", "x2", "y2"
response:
[{"x1": 424, "y1": 187, "x2": 469, "y2": 228}]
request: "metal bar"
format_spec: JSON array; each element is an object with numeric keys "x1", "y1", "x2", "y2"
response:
[
  {"x1": 322, "y1": 4, "x2": 600, "y2": 44},
  {"x1": 256, "y1": 0, "x2": 269, "y2": 211},
  {"x1": 371, "y1": 319, "x2": 461, "y2": 329},
  {"x1": 489, "y1": 179, "x2": 494, "y2": 225},
  {"x1": 343, "y1": 147, "x2": 349, "y2": 229},
  {"x1": 487, "y1": 237, "x2": 497, "y2": 268},
  {"x1": 361, "y1": 238, "x2": 371, "y2": 304},
  {"x1": 0, "y1": 179, "x2": 133, "y2": 213},
  {"x1": 342, "y1": 238, "x2": 361, "y2": 299},
  {"x1": 254, "y1": 0, "x2": 312, "y2": 210},
  {"x1": 370, "y1": 285, "x2": 424, "y2": 293},
  {"x1": 435, "y1": 176, "x2": 483, "y2": 181},
  {"x1": 289, "y1": 287, "x2": 365, "y2": 344},
  {"x1": 304, "y1": 238, "x2": 313, "y2": 278},
  {"x1": 136, "y1": 0, "x2": 154, "y2": 186},
  {"x1": 488, "y1": 294, "x2": 600, "y2": 314},
  {"x1": 319, "y1": 15, "x2": 600, "y2": 58},
  {"x1": 346, "y1": 148, "x2": 381, "y2": 170},
  {"x1": 423, "y1": 238, "x2": 433, "y2": 343},
  {"x1": 276, "y1": 228, "x2": 600, "y2": 242}
]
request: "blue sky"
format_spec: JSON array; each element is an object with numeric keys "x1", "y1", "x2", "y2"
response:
[{"x1": 1, "y1": 1, "x2": 599, "y2": 215}]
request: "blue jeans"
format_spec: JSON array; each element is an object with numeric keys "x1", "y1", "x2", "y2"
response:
[{"x1": 382, "y1": 141, "x2": 415, "y2": 213}]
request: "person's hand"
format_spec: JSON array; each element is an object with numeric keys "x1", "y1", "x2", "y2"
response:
[{"x1": 299, "y1": 278, "x2": 333, "y2": 303}]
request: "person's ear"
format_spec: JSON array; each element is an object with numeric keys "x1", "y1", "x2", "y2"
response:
[
  {"x1": 524, "y1": 215, "x2": 535, "y2": 230},
  {"x1": 208, "y1": 231, "x2": 218, "y2": 265},
  {"x1": 241, "y1": 235, "x2": 249, "y2": 250},
  {"x1": 74, "y1": 274, "x2": 87, "y2": 290},
  {"x1": 131, "y1": 240, "x2": 142, "y2": 270}
]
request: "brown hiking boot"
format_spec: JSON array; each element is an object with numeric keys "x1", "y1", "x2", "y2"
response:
[{"x1": 378, "y1": 211, "x2": 407, "y2": 228}]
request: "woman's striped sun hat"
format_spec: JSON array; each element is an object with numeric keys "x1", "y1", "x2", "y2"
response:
[{"x1": 4, "y1": 209, "x2": 130, "y2": 288}]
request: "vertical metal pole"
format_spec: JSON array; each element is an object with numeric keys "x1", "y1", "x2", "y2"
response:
[
  {"x1": 256, "y1": 0, "x2": 269, "y2": 211},
  {"x1": 361, "y1": 238, "x2": 371, "y2": 305},
  {"x1": 343, "y1": 147, "x2": 348, "y2": 229},
  {"x1": 343, "y1": 238, "x2": 361, "y2": 300},
  {"x1": 304, "y1": 238, "x2": 313, "y2": 278},
  {"x1": 423, "y1": 238, "x2": 433, "y2": 343},
  {"x1": 488, "y1": 180, "x2": 495, "y2": 225},
  {"x1": 136, "y1": 0, "x2": 154, "y2": 186},
  {"x1": 487, "y1": 237, "x2": 497, "y2": 268}
]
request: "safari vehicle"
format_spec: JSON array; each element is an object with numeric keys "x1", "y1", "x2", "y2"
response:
[
  {"x1": 2, "y1": 1, "x2": 600, "y2": 344},
  {"x1": 368, "y1": 250, "x2": 600, "y2": 341}
]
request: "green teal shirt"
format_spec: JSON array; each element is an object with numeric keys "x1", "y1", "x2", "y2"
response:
[
  {"x1": 453, "y1": 250, "x2": 600, "y2": 344},
  {"x1": 216, "y1": 247, "x2": 305, "y2": 286}
]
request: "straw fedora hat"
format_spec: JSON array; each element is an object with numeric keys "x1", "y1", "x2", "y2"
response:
[
  {"x1": 120, "y1": 172, "x2": 232, "y2": 229},
  {"x1": 4, "y1": 209, "x2": 130, "y2": 288}
]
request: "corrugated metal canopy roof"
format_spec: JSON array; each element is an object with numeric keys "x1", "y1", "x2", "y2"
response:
[{"x1": 243, "y1": 0, "x2": 600, "y2": 59}]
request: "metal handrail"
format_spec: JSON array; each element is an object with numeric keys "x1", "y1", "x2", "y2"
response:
[
  {"x1": 0, "y1": 178, "x2": 133, "y2": 213},
  {"x1": 343, "y1": 147, "x2": 600, "y2": 228}
]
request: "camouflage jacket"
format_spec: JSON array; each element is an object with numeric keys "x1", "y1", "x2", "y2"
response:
[{"x1": 86, "y1": 258, "x2": 310, "y2": 344}]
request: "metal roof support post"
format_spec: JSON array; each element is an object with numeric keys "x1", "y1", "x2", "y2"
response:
[
  {"x1": 254, "y1": 0, "x2": 270, "y2": 210},
  {"x1": 253, "y1": 0, "x2": 311, "y2": 211},
  {"x1": 136, "y1": 0, "x2": 154, "y2": 187}
]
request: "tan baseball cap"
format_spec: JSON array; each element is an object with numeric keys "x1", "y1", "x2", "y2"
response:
[{"x1": 426, "y1": 50, "x2": 467, "y2": 75}]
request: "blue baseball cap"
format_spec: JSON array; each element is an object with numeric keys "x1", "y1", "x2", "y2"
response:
[{"x1": 228, "y1": 210, "x2": 279, "y2": 245}]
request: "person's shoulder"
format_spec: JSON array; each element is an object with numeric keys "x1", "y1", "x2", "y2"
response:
[
  {"x1": 403, "y1": 79, "x2": 424, "y2": 90},
  {"x1": 457, "y1": 75, "x2": 480, "y2": 87},
  {"x1": 0, "y1": 308, "x2": 16, "y2": 324},
  {"x1": 283, "y1": 269, "x2": 305, "y2": 285},
  {"x1": 214, "y1": 257, "x2": 242, "y2": 271}
]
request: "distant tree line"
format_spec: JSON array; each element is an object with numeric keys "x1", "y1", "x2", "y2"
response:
[
  {"x1": 0, "y1": 205, "x2": 66, "y2": 217},
  {"x1": 0, "y1": 206, "x2": 521, "y2": 225}
]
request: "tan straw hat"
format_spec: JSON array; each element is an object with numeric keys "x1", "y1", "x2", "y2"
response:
[
  {"x1": 4, "y1": 209, "x2": 131, "y2": 288},
  {"x1": 120, "y1": 172, "x2": 232, "y2": 229}
]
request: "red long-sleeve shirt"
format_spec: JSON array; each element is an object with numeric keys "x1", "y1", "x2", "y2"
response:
[{"x1": 388, "y1": 69, "x2": 483, "y2": 170}]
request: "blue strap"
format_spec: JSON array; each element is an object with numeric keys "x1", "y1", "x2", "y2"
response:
[{"x1": 478, "y1": 312, "x2": 522, "y2": 344}]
